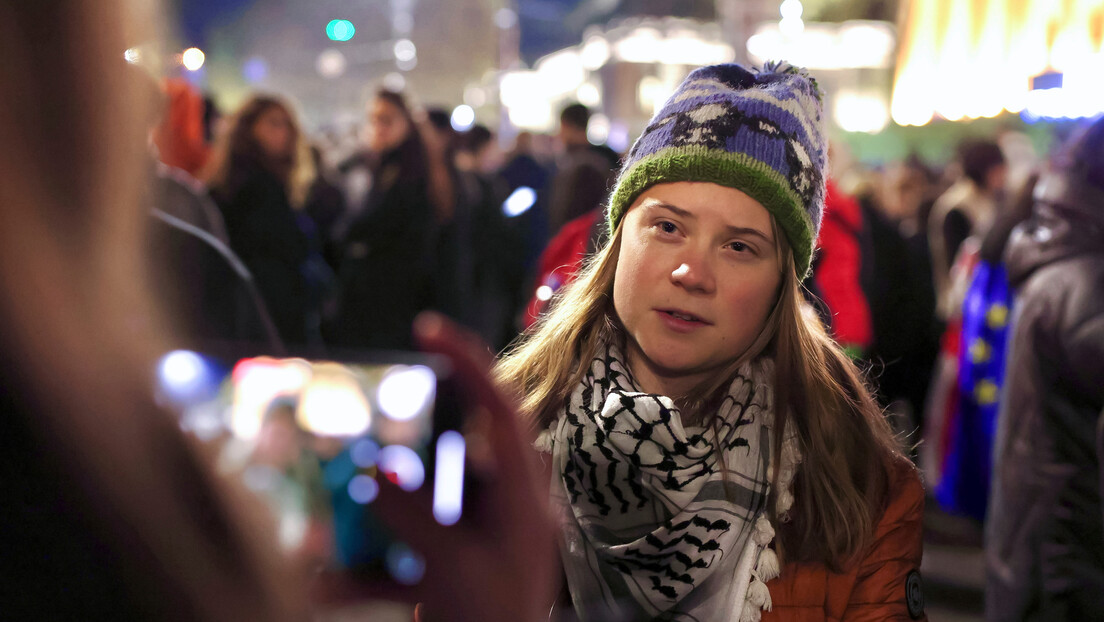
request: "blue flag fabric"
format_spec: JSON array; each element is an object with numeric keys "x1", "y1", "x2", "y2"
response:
[{"x1": 933, "y1": 260, "x2": 1012, "y2": 521}]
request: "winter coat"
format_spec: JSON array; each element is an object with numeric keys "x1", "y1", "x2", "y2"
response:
[
  {"x1": 523, "y1": 208, "x2": 603, "y2": 329},
  {"x1": 763, "y1": 457, "x2": 927, "y2": 622},
  {"x1": 148, "y1": 209, "x2": 282, "y2": 352},
  {"x1": 329, "y1": 144, "x2": 435, "y2": 350},
  {"x1": 985, "y1": 171, "x2": 1104, "y2": 621},
  {"x1": 545, "y1": 452, "x2": 927, "y2": 621},
  {"x1": 858, "y1": 197, "x2": 939, "y2": 416},
  {"x1": 152, "y1": 161, "x2": 230, "y2": 246},
  {"x1": 210, "y1": 160, "x2": 311, "y2": 345},
  {"x1": 811, "y1": 181, "x2": 873, "y2": 354}
]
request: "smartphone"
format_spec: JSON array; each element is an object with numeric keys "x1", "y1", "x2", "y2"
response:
[{"x1": 154, "y1": 347, "x2": 466, "y2": 584}]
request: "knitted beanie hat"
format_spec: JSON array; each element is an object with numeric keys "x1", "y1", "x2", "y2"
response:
[{"x1": 606, "y1": 62, "x2": 827, "y2": 277}]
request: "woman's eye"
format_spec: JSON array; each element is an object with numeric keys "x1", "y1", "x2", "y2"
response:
[
  {"x1": 657, "y1": 221, "x2": 678, "y2": 234},
  {"x1": 728, "y1": 241, "x2": 750, "y2": 253}
]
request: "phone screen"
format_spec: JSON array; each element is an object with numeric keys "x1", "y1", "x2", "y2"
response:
[{"x1": 155, "y1": 349, "x2": 464, "y2": 584}]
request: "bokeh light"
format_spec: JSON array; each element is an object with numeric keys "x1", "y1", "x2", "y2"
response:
[
  {"x1": 243, "y1": 56, "x2": 268, "y2": 83},
  {"x1": 351, "y1": 439, "x2": 380, "y2": 468},
  {"x1": 450, "y1": 104, "x2": 475, "y2": 132},
  {"x1": 383, "y1": 72, "x2": 407, "y2": 92},
  {"x1": 463, "y1": 85, "x2": 487, "y2": 108},
  {"x1": 502, "y1": 186, "x2": 537, "y2": 217},
  {"x1": 493, "y1": 8, "x2": 518, "y2": 30},
  {"x1": 298, "y1": 370, "x2": 371, "y2": 437},
  {"x1": 433, "y1": 431, "x2": 466, "y2": 526},
  {"x1": 576, "y1": 82, "x2": 601, "y2": 108},
  {"x1": 378, "y1": 444, "x2": 425, "y2": 491},
  {"x1": 326, "y1": 19, "x2": 356, "y2": 42},
  {"x1": 587, "y1": 113, "x2": 610, "y2": 145},
  {"x1": 316, "y1": 49, "x2": 347, "y2": 78},
  {"x1": 157, "y1": 350, "x2": 211, "y2": 403},
  {"x1": 348, "y1": 474, "x2": 380, "y2": 504},
  {"x1": 393, "y1": 39, "x2": 417, "y2": 62},
  {"x1": 386, "y1": 543, "x2": 426, "y2": 585},
  {"x1": 377, "y1": 365, "x2": 435, "y2": 422},
  {"x1": 182, "y1": 47, "x2": 205, "y2": 71},
  {"x1": 780, "y1": 0, "x2": 804, "y2": 21}
]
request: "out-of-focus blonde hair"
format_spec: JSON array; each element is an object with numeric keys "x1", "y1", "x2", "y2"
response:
[{"x1": 0, "y1": 2, "x2": 304, "y2": 618}]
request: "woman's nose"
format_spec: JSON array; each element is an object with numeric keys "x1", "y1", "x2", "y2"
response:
[{"x1": 670, "y1": 256, "x2": 714, "y2": 294}]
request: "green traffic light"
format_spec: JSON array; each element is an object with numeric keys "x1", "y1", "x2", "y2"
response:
[{"x1": 326, "y1": 19, "x2": 355, "y2": 42}]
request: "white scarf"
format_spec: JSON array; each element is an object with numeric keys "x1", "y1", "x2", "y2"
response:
[{"x1": 537, "y1": 342, "x2": 801, "y2": 621}]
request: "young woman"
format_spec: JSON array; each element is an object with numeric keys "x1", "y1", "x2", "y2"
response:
[
  {"x1": 204, "y1": 95, "x2": 315, "y2": 345},
  {"x1": 496, "y1": 63, "x2": 926, "y2": 621},
  {"x1": 328, "y1": 89, "x2": 438, "y2": 350}
]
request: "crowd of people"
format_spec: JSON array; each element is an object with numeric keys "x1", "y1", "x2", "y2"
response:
[{"x1": 3, "y1": 2, "x2": 1104, "y2": 621}]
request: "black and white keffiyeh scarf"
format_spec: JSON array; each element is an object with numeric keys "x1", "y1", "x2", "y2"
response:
[{"x1": 537, "y1": 341, "x2": 801, "y2": 622}]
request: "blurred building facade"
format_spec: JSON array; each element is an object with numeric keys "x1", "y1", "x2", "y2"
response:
[{"x1": 199, "y1": 0, "x2": 506, "y2": 130}]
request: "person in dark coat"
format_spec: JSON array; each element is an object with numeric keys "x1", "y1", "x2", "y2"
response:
[
  {"x1": 928, "y1": 139, "x2": 1007, "y2": 319},
  {"x1": 147, "y1": 208, "x2": 283, "y2": 353},
  {"x1": 327, "y1": 89, "x2": 435, "y2": 350},
  {"x1": 303, "y1": 144, "x2": 347, "y2": 268},
  {"x1": 986, "y1": 115, "x2": 1104, "y2": 621},
  {"x1": 203, "y1": 95, "x2": 314, "y2": 346},
  {"x1": 860, "y1": 159, "x2": 940, "y2": 431},
  {"x1": 546, "y1": 103, "x2": 619, "y2": 236}
]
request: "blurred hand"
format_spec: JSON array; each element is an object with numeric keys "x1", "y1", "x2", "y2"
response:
[{"x1": 311, "y1": 312, "x2": 559, "y2": 622}]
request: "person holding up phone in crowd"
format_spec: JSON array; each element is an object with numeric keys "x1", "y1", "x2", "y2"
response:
[
  {"x1": 495, "y1": 63, "x2": 927, "y2": 621},
  {"x1": 0, "y1": 3, "x2": 555, "y2": 621}
]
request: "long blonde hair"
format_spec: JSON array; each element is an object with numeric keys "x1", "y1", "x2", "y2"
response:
[{"x1": 495, "y1": 208, "x2": 903, "y2": 570}]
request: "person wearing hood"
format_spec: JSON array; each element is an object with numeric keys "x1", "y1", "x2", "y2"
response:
[{"x1": 986, "y1": 115, "x2": 1104, "y2": 621}]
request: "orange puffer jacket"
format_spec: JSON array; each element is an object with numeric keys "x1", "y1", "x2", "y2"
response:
[{"x1": 762, "y1": 459, "x2": 927, "y2": 622}]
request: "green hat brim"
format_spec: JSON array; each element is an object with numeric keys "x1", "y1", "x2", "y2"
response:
[{"x1": 606, "y1": 146, "x2": 816, "y2": 277}]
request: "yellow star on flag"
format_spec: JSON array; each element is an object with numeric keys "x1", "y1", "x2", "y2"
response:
[
  {"x1": 974, "y1": 379, "x2": 999, "y2": 405},
  {"x1": 969, "y1": 338, "x2": 992, "y2": 364},
  {"x1": 986, "y1": 304, "x2": 1009, "y2": 329}
]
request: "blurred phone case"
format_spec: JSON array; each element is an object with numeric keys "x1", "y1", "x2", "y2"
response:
[{"x1": 157, "y1": 346, "x2": 466, "y2": 584}]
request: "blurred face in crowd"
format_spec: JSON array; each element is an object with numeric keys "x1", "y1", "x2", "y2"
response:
[
  {"x1": 253, "y1": 407, "x2": 302, "y2": 468},
  {"x1": 557, "y1": 121, "x2": 588, "y2": 151},
  {"x1": 613, "y1": 182, "x2": 782, "y2": 396},
  {"x1": 882, "y1": 164, "x2": 928, "y2": 221},
  {"x1": 251, "y1": 104, "x2": 295, "y2": 161},
  {"x1": 366, "y1": 97, "x2": 410, "y2": 154},
  {"x1": 985, "y1": 162, "x2": 1008, "y2": 195}
]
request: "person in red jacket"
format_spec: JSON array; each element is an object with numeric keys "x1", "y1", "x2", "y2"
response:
[
  {"x1": 813, "y1": 180, "x2": 873, "y2": 355},
  {"x1": 523, "y1": 208, "x2": 602, "y2": 329},
  {"x1": 496, "y1": 62, "x2": 925, "y2": 621}
]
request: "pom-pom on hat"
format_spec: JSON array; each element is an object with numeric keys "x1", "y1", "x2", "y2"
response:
[{"x1": 606, "y1": 61, "x2": 827, "y2": 277}]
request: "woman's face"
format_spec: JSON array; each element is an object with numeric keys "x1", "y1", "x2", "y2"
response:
[
  {"x1": 252, "y1": 105, "x2": 295, "y2": 161},
  {"x1": 366, "y1": 97, "x2": 410, "y2": 154},
  {"x1": 613, "y1": 182, "x2": 782, "y2": 396}
]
